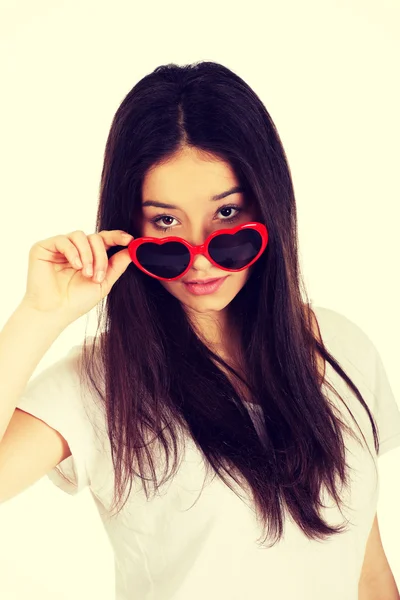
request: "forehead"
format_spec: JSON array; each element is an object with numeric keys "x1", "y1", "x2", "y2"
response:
[{"x1": 142, "y1": 148, "x2": 239, "y2": 204}]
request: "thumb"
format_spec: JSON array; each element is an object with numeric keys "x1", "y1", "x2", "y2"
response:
[{"x1": 105, "y1": 247, "x2": 133, "y2": 287}]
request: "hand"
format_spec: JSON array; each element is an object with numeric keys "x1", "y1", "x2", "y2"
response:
[{"x1": 22, "y1": 229, "x2": 134, "y2": 326}]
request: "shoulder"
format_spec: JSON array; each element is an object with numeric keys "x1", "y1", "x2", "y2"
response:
[
  {"x1": 310, "y1": 305, "x2": 379, "y2": 378},
  {"x1": 309, "y1": 305, "x2": 372, "y2": 348},
  {"x1": 304, "y1": 304, "x2": 382, "y2": 386}
]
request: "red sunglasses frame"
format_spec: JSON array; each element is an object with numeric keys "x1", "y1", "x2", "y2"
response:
[{"x1": 127, "y1": 221, "x2": 268, "y2": 281}]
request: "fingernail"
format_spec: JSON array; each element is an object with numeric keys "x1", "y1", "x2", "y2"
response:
[
  {"x1": 95, "y1": 270, "x2": 104, "y2": 282},
  {"x1": 85, "y1": 265, "x2": 93, "y2": 276}
]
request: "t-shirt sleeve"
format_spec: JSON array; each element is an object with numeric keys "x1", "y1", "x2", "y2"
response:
[
  {"x1": 369, "y1": 341, "x2": 400, "y2": 458},
  {"x1": 16, "y1": 343, "x2": 99, "y2": 495},
  {"x1": 316, "y1": 306, "x2": 400, "y2": 459}
]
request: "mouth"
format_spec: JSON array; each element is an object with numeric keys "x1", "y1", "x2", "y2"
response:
[
  {"x1": 184, "y1": 277, "x2": 224, "y2": 284},
  {"x1": 182, "y1": 275, "x2": 229, "y2": 296}
]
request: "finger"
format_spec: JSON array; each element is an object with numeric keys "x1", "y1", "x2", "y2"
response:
[
  {"x1": 34, "y1": 236, "x2": 85, "y2": 270},
  {"x1": 86, "y1": 233, "x2": 109, "y2": 283},
  {"x1": 66, "y1": 230, "x2": 134, "y2": 280},
  {"x1": 68, "y1": 230, "x2": 95, "y2": 277},
  {"x1": 95, "y1": 230, "x2": 134, "y2": 251}
]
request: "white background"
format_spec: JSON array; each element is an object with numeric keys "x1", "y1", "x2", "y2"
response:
[{"x1": 0, "y1": 0, "x2": 399, "y2": 598}]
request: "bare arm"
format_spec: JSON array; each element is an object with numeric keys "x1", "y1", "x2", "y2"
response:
[
  {"x1": 0, "y1": 301, "x2": 65, "y2": 443},
  {"x1": 0, "y1": 302, "x2": 72, "y2": 502},
  {"x1": 0, "y1": 229, "x2": 132, "y2": 502},
  {"x1": 359, "y1": 512, "x2": 400, "y2": 599}
]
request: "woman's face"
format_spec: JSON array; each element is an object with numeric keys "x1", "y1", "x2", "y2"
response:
[{"x1": 139, "y1": 146, "x2": 258, "y2": 316}]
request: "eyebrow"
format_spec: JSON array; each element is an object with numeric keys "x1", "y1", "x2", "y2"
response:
[{"x1": 142, "y1": 185, "x2": 244, "y2": 210}]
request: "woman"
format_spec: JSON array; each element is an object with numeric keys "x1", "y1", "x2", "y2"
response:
[{"x1": 1, "y1": 61, "x2": 399, "y2": 599}]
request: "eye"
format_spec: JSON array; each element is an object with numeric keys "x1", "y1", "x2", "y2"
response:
[
  {"x1": 150, "y1": 204, "x2": 243, "y2": 232},
  {"x1": 150, "y1": 215, "x2": 179, "y2": 232},
  {"x1": 217, "y1": 205, "x2": 242, "y2": 221}
]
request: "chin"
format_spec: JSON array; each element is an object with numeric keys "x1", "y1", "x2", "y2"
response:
[{"x1": 182, "y1": 294, "x2": 233, "y2": 314}]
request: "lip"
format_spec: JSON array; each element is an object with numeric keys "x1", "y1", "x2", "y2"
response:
[
  {"x1": 183, "y1": 276, "x2": 228, "y2": 296},
  {"x1": 184, "y1": 277, "x2": 223, "y2": 284}
]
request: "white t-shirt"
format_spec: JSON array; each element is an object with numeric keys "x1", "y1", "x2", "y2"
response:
[{"x1": 16, "y1": 306, "x2": 400, "y2": 600}]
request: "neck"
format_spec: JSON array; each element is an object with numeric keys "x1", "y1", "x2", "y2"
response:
[{"x1": 185, "y1": 306, "x2": 241, "y2": 361}]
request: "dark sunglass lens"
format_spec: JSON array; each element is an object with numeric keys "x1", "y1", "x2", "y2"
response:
[
  {"x1": 208, "y1": 229, "x2": 262, "y2": 269},
  {"x1": 136, "y1": 242, "x2": 190, "y2": 279}
]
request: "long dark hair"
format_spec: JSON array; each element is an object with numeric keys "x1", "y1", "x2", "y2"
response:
[{"x1": 80, "y1": 61, "x2": 379, "y2": 548}]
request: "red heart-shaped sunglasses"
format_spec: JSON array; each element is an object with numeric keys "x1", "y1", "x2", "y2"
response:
[{"x1": 127, "y1": 221, "x2": 268, "y2": 281}]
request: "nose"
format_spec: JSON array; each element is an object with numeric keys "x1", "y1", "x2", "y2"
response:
[
  {"x1": 184, "y1": 228, "x2": 215, "y2": 273},
  {"x1": 191, "y1": 252, "x2": 213, "y2": 272}
]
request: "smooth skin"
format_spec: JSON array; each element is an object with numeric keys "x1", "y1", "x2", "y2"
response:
[
  {"x1": 23, "y1": 229, "x2": 134, "y2": 323},
  {"x1": 358, "y1": 513, "x2": 400, "y2": 598},
  {"x1": 140, "y1": 146, "x2": 258, "y2": 356}
]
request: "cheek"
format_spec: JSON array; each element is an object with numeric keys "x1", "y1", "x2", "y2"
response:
[
  {"x1": 141, "y1": 222, "x2": 153, "y2": 237},
  {"x1": 229, "y1": 265, "x2": 254, "y2": 293},
  {"x1": 235, "y1": 268, "x2": 251, "y2": 287}
]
